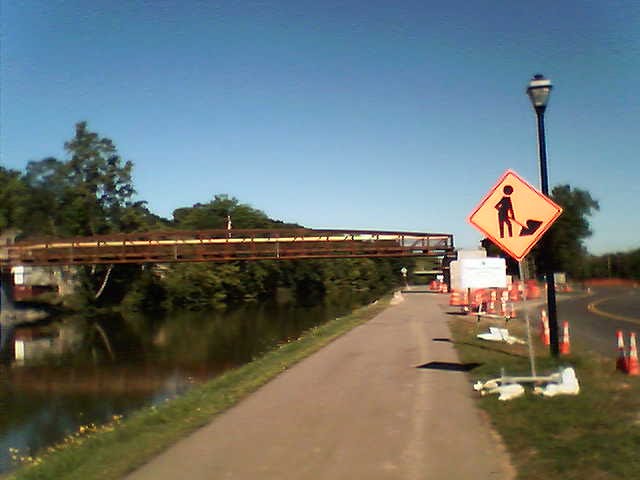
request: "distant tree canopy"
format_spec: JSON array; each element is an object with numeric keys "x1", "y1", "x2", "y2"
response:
[
  {"x1": 172, "y1": 194, "x2": 301, "y2": 231},
  {"x1": 584, "y1": 249, "x2": 640, "y2": 280}
]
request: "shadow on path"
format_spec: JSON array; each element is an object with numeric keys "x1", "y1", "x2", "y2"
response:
[{"x1": 416, "y1": 361, "x2": 482, "y2": 372}]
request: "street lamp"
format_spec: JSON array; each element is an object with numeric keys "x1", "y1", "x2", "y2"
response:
[{"x1": 526, "y1": 73, "x2": 559, "y2": 357}]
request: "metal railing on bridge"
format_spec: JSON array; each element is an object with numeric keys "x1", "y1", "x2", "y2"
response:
[{"x1": 2, "y1": 229, "x2": 454, "y2": 266}]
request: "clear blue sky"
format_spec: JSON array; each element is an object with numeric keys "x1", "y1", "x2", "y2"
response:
[{"x1": 1, "y1": 1, "x2": 638, "y2": 254}]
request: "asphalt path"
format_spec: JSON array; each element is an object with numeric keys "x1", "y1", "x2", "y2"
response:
[
  {"x1": 529, "y1": 286, "x2": 640, "y2": 357},
  {"x1": 124, "y1": 293, "x2": 514, "y2": 480}
]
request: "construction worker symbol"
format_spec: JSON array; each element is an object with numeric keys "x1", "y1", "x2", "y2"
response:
[
  {"x1": 494, "y1": 185, "x2": 543, "y2": 238},
  {"x1": 467, "y1": 170, "x2": 563, "y2": 261}
]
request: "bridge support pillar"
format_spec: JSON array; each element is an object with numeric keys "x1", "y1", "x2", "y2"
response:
[{"x1": 0, "y1": 269, "x2": 16, "y2": 363}]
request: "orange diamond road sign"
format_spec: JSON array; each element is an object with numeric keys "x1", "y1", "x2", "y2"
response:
[{"x1": 468, "y1": 169, "x2": 563, "y2": 261}]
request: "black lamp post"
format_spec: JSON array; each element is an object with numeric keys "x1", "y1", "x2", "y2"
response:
[{"x1": 527, "y1": 73, "x2": 559, "y2": 357}]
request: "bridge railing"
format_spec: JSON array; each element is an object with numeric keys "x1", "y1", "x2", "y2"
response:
[{"x1": 2, "y1": 229, "x2": 454, "y2": 266}]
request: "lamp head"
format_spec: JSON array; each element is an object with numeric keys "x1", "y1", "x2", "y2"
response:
[{"x1": 527, "y1": 74, "x2": 552, "y2": 112}]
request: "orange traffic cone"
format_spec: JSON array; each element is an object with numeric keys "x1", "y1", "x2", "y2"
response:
[
  {"x1": 538, "y1": 309, "x2": 546, "y2": 336},
  {"x1": 616, "y1": 330, "x2": 628, "y2": 373},
  {"x1": 628, "y1": 333, "x2": 639, "y2": 376},
  {"x1": 540, "y1": 310, "x2": 550, "y2": 346},
  {"x1": 560, "y1": 321, "x2": 571, "y2": 355},
  {"x1": 449, "y1": 290, "x2": 463, "y2": 306},
  {"x1": 508, "y1": 303, "x2": 517, "y2": 320}
]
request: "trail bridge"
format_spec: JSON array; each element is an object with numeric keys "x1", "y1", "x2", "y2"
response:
[
  {"x1": 1, "y1": 229, "x2": 454, "y2": 267},
  {"x1": 0, "y1": 228, "x2": 454, "y2": 360}
]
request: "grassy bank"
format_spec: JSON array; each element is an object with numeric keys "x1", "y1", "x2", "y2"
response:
[
  {"x1": 5, "y1": 296, "x2": 392, "y2": 480},
  {"x1": 449, "y1": 316, "x2": 640, "y2": 479}
]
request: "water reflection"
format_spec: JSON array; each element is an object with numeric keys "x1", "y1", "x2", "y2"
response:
[{"x1": 0, "y1": 292, "x2": 372, "y2": 473}]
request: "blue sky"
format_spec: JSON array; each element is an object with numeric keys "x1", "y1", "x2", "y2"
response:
[{"x1": 1, "y1": 1, "x2": 638, "y2": 254}]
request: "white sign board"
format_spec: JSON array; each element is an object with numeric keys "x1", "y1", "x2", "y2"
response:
[
  {"x1": 450, "y1": 258, "x2": 507, "y2": 290},
  {"x1": 554, "y1": 272, "x2": 566, "y2": 284}
]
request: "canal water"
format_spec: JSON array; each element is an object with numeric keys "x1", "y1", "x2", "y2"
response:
[{"x1": 0, "y1": 292, "x2": 374, "y2": 474}]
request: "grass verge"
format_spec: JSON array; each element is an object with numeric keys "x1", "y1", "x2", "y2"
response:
[
  {"x1": 449, "y1": 315, "x2": 640, "y2": 479},
  {"x1": 5, "y1": 296, "x2": 392, "y2": 480}
]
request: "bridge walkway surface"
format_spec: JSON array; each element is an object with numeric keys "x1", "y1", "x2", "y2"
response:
[{"x1": 124, "y1": 292, "x2": 514, "y2": 480}]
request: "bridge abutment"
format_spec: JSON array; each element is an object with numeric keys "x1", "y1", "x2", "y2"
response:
[{"x1": 0, "y1": 270, "x2": 16, "y2": 362}]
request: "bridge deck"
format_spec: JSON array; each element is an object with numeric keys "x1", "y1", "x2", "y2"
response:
[{"x1": 2, "y1": 229, "x2": 454, "y2": 266}]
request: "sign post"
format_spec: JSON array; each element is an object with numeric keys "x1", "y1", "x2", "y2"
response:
[
  {"x1": 518, "y1": 260, "x2": 537, "y2": 377},
  {"x1": 468, "y1": 169, "x2": 562, "y2": 360}
]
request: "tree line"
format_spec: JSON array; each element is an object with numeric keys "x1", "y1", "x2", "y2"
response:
[
  {"x1": 1, "y1": 122, "x2": 409, "y2": 312},
  {"x1": 583, "y1": 249, "x2": 640, "y2": 281}
]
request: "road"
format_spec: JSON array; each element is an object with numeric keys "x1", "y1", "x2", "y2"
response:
[
  {"x1": 124, "y1": 293, "x2": 514, "y2": 480},
  {"x1": 510, "y1": 285, "x2": 639, "y2": 357},
  {"x1": 554, "y1": 285, "x2": 640, "y2": 357}
]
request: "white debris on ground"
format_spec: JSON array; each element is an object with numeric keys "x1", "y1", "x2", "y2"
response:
[
  {"x1": 475, "y1": 382, "x2": 526, "y2": 401},
  {"x1": 473, "y1": 367, "x2": 580, "y2": 401},
  {"x1": 477, "y1": 327, "x2": 526, "y2": 345},
  {"x1": 533, "y1": 367, "x2": 580, "y2": 397},
  {"x1": 473, "y1": 378, "x2": 525, "y2": 401}
]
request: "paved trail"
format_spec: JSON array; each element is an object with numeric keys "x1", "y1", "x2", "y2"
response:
[{"x1": 125, "y1": 293, "x2": 514, "y2": 480}]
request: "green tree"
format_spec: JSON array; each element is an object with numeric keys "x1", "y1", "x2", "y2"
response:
[
  {"x1": 0, "y1": 167, "x2": 29, "y2": 231},
  {"x1": 161, "y1": 263, "x2": 242, "y2": 310},
  {"x1": 158, "y1": 195, "x2": 305, "y2": 309},
  {"x1": 19, "y1": 123, "x2": 160, "y2": 305},
  {"x1": 533, "y1": 185, "x2": 599, "y2": 278},
  {"x1": 62, "y1": 121, "x2": 136, "y2": 235},
  {"x1": 20, "y1": 123, "x2": 142, "y2": 237},
  {"x1": 234, "y1": 261, "x2": 281, "y2": 300},
  {"x1": 172, "y1": 194, "x2": 301, "y2": 230},
  {"x1": 21, "y1": 157, "x2": 64, "y2": 235}
]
